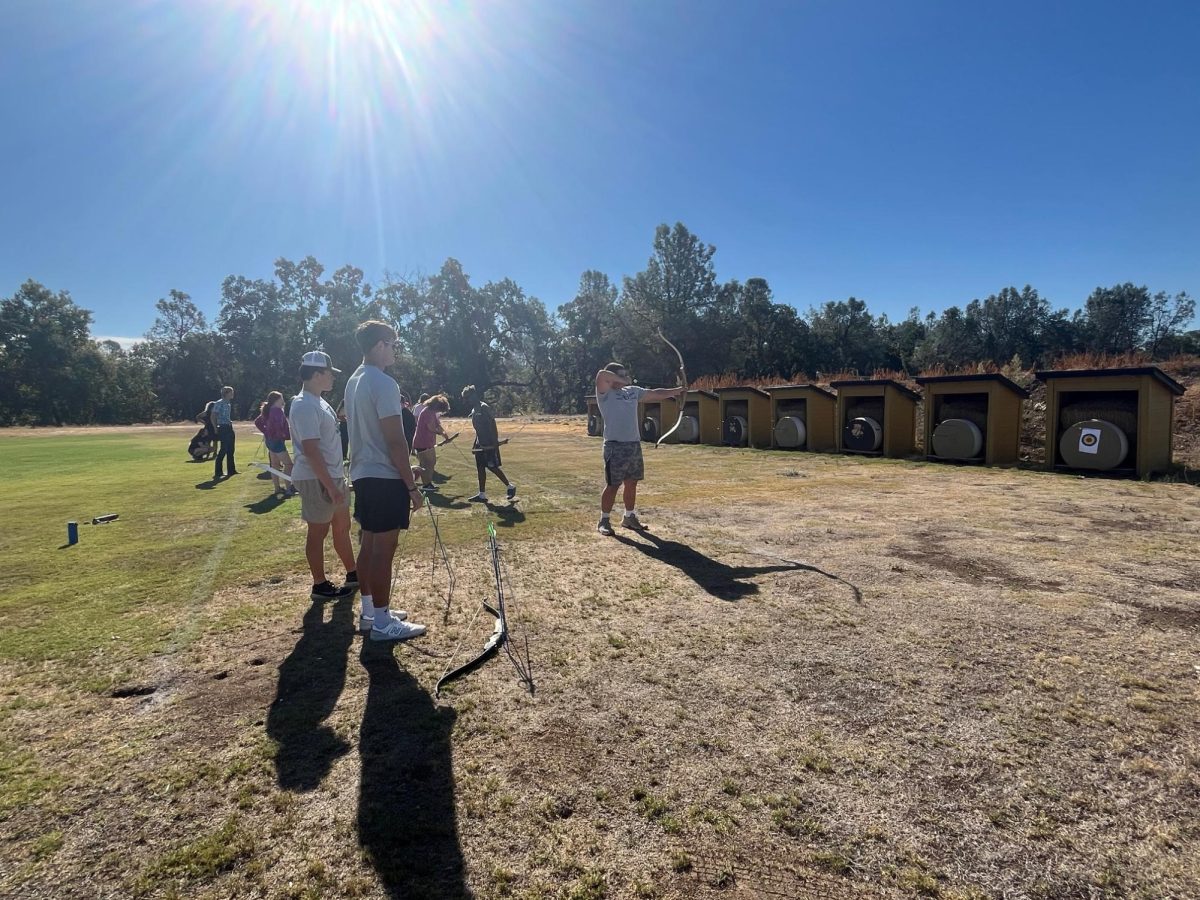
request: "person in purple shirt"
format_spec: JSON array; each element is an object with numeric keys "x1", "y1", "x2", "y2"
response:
[
  {"x1": 412, "y1": 395, "x2": 450, "y2": 491},
  {"x1": 254, "y1": 391, "x2": 294, "y2": 496}
]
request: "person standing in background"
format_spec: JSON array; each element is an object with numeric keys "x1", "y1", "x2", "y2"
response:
[
  {"x1": 255, "y1": 391, "x2": 295, "y2": 496},
  {"x1": 212, "y1": 385, "x2": 238, "y2": 480}
]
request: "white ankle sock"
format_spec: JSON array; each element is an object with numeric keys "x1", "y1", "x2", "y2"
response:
[
  {"x1": 373, "y1": 606, "x2": 391, "y2": 627},
  {"x1": 361, "y1": 596, "x2": 375, "y2": 617},
  {"x1": 623, "y1": 509, "x2": 636, "y2": 518}
]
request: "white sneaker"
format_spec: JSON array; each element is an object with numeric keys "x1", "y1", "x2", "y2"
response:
[
  {"x1": 468, "y1": 492, "x2": 488, "y2": 502},
  {"x1": 360, "y1": 610, "x2": 406, "y2": 631},
  {"x1": 370, "y1": 619, "x2": 426, "y2": 642}
]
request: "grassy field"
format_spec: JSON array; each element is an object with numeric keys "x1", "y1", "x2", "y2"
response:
[{"x1": 1, "y1": 420, "x2": 1197, "y2": 900}]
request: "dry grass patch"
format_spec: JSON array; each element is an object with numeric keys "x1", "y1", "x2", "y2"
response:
[{"x1": 1, "y1": 421, "x2": 1198, "y2": 898}]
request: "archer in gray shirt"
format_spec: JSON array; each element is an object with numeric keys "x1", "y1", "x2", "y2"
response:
[{"x1": 593, "y1": 361, "x2": 685, "y2": 536}]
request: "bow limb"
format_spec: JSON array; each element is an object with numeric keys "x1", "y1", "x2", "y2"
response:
[
  {"x1": 434, "y1": 602, "x2": 506, "y2": 697},
  {"x1": 654, "y1": 329, "x2": 688, "y2": 447}
]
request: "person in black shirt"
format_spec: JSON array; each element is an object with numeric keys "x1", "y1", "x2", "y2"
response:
[{"x1": 461, "y1": 385, "x2": 516, "y2": 503}]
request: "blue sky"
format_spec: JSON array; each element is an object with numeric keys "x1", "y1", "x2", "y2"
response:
[{"x1": 3, "y1": 0, "x2": 1197, "y2": 343}]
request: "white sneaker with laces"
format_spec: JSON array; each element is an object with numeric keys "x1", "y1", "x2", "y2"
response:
[
  {"x1": 360, "y1": 610, "x2": 406, "y2": 631},
  {"x1": 468, "y1": 492, "x2": 488, "y2": 502},
  {"x1": 370, "y1": 619, "x2": 426, "y2": 642}
]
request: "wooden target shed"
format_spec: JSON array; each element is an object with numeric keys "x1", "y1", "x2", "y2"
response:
[
  {"x1": 831, "y1": 379, "x2": 919, "y2": 457},
  {"x1": 715, "y1": 387, "x2": 772, "y2": 448},
  {"x1": 1034, "y1": 366, "x2": 1184, "y2": 478},
  {"x1": 914, "y1": 373, "x2": 1029, "y2": 466},
  {"x1": 764, "y1": 384, "x2": 837, "y2": 451},
  {"x1": 584, "y1": 394, "x2": 602, "y2": 437},
  {"x1": 645, "y1": 389, "x2": 719, "y2": 445}
]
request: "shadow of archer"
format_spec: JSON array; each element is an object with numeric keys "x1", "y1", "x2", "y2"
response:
[
  {"x1": 612, "y1": 531, "x2": 862, "y2": 603},
  {"x1": 357, "y1": 641, "x2": 468, "y2": 899},
  {"x1": 266, "y1": 596, "x2": 354, "y2": 791}
]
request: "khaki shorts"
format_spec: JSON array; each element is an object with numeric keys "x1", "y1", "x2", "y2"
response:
[
  {"x1": 416, "y1": 447, "x2": 437, "y2": 479},
  {"x1": 295, "y1": 477, "x2": 349, "y2": 524}
]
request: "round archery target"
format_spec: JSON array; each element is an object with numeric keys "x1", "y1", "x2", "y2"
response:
[
  {"x1": 641, "y1": 414, "x2": 661, "y2": 443},
  {"x1": 1060, "y1": 418, "x2": 1129, "y2": 470},
  {"x1": 843, "y1": 416, "x2": 883, "y2": 452},
  {"x1": 774, "y1": 415, "x2": 807, "y2": 449},
  {"x1": 931, "y1": 418, "x2": 983, "y2": 460},
  {"x1": 587, "y1": 412, "x2": 602, "y2": 436},
  {"x1": 674, "y1": 415, "x2": 699, "y2": 443},
  {"x1": 722, "y1": 415, "x2": 748, "y2": 446}
]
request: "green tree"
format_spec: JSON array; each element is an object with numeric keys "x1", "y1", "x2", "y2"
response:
[
  {"x1": 728, "y1": 278, "x2": 812, "y2": 379},
  {"x1": 1081, "y1": 283, "x2": 1153, "y2": 354},
  {"x1": 619, "y1": 223, "x2": 717, "y2": 387},
  {"x1": 967, "y1": 285, "x2": 1055, "y2": 365},
  {"x1": 806, "y1": 297, "x2": 885, "y2": 374},
  {"x1": 145, "y1": 290, "x2": 207, "y2": 346},
  {"x1": 912, "y1": 306, "x2": 984, "y2": 370},
  {"x1": 557, "y1": 271, "x2": 620, "y2": 407},
  {"x1": 1144, "y1": 290, "x2": 1195, "y2": 357},
  {"x1": 0, "y1": 280, "x2": 96, "y2": 424}
]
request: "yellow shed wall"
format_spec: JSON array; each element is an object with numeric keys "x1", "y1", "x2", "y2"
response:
[
  {"x1": 767, "y1": 388, "x2": 837, "y2": 452},
  {"x1": 1042, "y1": 374, "x2": 1177, "y2": 476}
]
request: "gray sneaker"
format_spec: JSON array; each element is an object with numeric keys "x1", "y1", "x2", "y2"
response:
[
  {"x1": 506, "y1": 483, "x2": 517, "y2": 500},
  {"x1": 597, "y1": 518, "x2": 613, "y2": 536},
  {"x1": 621, "y1": 513, "x2": 648, "y2": 531},
  {"x1": 370, "y1": 619, "x2": 426, "y2": 642}
]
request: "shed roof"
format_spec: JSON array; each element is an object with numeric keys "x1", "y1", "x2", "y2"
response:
[
  {"x1": 828, "y1": 378, "x2": 921, "y2": 401},
  {"x1": 914, "y1": 373, "x2": 1030, "y2": 398},
  {"x1": 1033, "y1": 366, "x2": 1184, "y2": 397},
  {"x1": 713, "y1": 386, "x2": 771, "y2": 398},
  {"x1": 763, "y1": 383, "x2": 836, "y2": 399}
]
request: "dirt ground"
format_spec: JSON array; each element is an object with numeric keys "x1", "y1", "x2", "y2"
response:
[{"x1": 2, "y1": 423, "x2": 1199, "y2": 900}]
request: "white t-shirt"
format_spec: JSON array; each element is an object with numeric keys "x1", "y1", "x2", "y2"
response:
[
  {"x1": 596, "y1": 384, "x2": 647, "y2": 442},
  {"x1": 288, "y1": 390, "x2": 343, "y2": 482},
  {"x1": 344, "y1": 364, "x2": 406, "y2": 480}
]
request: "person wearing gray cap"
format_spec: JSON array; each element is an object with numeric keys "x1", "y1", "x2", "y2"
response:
[{"x1": 288, "y1": 351, "x2": 358, "y2": 601}]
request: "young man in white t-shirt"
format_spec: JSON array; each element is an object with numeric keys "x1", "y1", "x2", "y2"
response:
[
  {"x1": 288, "y1": 351, "x2": 357, "y2": 601},
  {"x1": 594, "y1": 362, "x2": 685, "y2": 536},
  {"x1": 343, "y1": 321, "x2": 427, "y2": 642}
]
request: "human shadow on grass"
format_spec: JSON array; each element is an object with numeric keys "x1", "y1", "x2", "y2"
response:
[
  {"x1": 612, "y1": 531, "x2": 862, "y2": 603},
  {"x1": 266, "y1": 596, "x2": 354, "y2": 791},
  {"x1": 195, "y1": 477, "x2": 222, "y2": 489},
  {"x1": 485, "y1": 500, "x2": 525, "y2": 527},
  {"x1": 358, "y1": 641, "x2": 468, "y2": 899},
  {"x1": 244, "y1": 493, "x2": 286, "y2": 515},
  {"x1": 424, "y1": 490, "x2": 469, "y2": 511}
]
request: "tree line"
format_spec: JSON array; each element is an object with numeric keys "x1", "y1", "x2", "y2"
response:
[{"x1": 1, "y1": 223, "x2": 1196, "y2": 426}]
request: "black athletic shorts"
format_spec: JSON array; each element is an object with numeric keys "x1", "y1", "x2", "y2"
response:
[{"x1": 352, "y1": 478, "x2": 411, "y2": 533}]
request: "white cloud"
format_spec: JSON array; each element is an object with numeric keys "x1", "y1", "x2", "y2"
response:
[{"x1": 93, "y1": 335, "x2": 143, "y2": 350}]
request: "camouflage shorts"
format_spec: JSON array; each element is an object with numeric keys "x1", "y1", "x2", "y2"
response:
[{"x1": 603, "y1": 440, "x2": 644, "y2": 486}]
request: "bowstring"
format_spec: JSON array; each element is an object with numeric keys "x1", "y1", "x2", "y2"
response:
[
  {"x1": 491, "y1": 523, "x2": 534, "y2": 693},
  {"x1": 427, "y1": 500, "x2": 456, "y2": 624}
]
